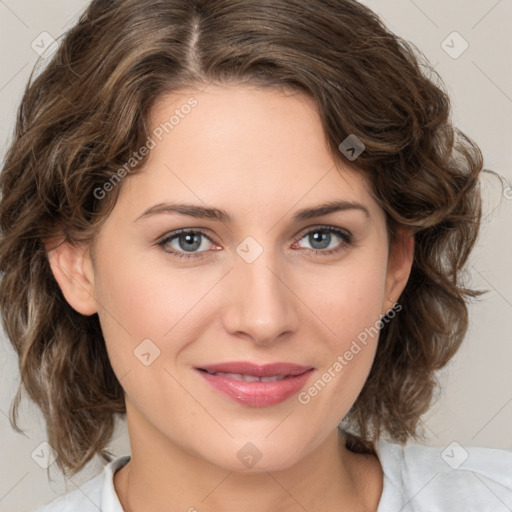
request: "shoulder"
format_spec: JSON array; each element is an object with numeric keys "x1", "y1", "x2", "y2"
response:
[
  {"x1": 29, "y1": 474, "x2": 104, "y2": 512},
  {"x1": 30, "y1": 455, "x2": 130, "y2": 512},
  {"x1": 375, "y1": 439, "x2": 512, "y2": 511}
]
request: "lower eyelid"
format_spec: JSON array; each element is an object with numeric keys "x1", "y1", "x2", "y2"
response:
[
  {"x1": 158, "y1": 227, "x2": 352, "y2": 257},
  {"x1": 167, "y1": 232, "x2": 214, "y2": 250},
  {"x1": 297, "y1": 228, "x2": 352, "y2": 245}
]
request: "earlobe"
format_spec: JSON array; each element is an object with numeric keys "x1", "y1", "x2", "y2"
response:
[
  {"x1": 45, "y1": 239, "x2": 98, "y2": 316},
  {"x1": 383, "y1": 228, "x2": 415, "y2": 314}
]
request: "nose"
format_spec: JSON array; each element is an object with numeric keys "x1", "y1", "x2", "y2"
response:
[{"x1": 221, "y1": 248, "x2": 300, "y2": 346}]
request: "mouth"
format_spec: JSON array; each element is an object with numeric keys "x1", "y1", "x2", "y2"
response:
[
  {"x1": 195, "y1": 361, "x2": 315, "y2": 407},
  {"x1": 198, "y1": 369, "x2": 295, "y2": 383}
]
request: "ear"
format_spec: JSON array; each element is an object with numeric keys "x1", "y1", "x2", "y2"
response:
[
  {"x1": 382, "y1": 227, "x2": 414, "y2": 315},
  {"x1": 45, "y1": 238, "x2": 98, "y2": 316}
]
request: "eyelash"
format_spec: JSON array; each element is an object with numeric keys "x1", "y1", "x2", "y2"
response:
[{"x1": 157, "y1": 226, "x2": 354, "y2": 261}]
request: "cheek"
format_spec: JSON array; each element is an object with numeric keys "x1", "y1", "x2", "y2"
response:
[
  {"x1": 93, "y1": 247, "x2": 221, "y2": 372},
  {"x1": 310, "y1": 252, "x2": 388, "y2": 346},
  {"x1": 299, "y1": 252, "x2": 387, "y2": 407}
]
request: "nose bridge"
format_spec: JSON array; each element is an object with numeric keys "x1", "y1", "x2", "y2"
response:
[{"x1": 223, "y1": 242, "x2": 298, "y2": 344}]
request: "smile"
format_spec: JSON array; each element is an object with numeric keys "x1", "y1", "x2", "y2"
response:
[
  {"x1": 202, "y1": 370, "x2": 291, "y2": 382},
  {"x1": 195, "y1": 361, "x2": 315, "y2": 407}
]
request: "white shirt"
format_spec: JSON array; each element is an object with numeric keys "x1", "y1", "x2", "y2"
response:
[{"x1": 32, "y1": 440, "x2": 512, "y2": 511}]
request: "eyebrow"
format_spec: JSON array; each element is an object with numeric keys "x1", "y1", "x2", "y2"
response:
[{"x1": 134, "y1": 200, "x2": 370, "y2": 223}]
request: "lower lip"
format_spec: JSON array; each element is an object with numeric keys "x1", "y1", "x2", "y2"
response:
[{"x1": 197, "y1": 369, "x2": 315, "y2": 407}]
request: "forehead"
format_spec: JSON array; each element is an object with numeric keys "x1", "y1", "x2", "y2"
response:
[
  {"x1": 116, "y1": 84, "x2": 380, "y2": 222},
  {"x1": 146, "y1": 84, "x2": 337, "y2": 172}
]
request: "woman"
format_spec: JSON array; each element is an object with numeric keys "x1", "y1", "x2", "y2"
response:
[{"x1": 1, "y1": 0, "x2": 510, "y2": 511}]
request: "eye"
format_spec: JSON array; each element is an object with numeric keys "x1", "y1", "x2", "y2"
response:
[
  {"x1": 157, "y1": 229, "x2": 216, "y2": 259},
  {"x1": 157, "y1": 226, "x2": 353, "y2": 261},
  {"x1": 293, "y1": 226, "x2": 353, "y2": 254}
]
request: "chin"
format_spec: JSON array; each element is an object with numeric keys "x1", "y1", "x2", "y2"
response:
[{"x1": 195, "y1": 435, "x2": 311, "y2": 474}]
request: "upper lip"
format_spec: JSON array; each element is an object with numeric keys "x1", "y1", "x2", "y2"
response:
[{"x1": 197, "y1": 361, "x2": 314, "y2": 377}]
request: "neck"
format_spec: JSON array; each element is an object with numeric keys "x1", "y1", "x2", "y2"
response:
[{"x1": 114, "y1": 406, "x2": 382, "y2": 512}]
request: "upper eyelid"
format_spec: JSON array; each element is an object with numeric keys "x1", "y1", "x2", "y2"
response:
[
  {"x1": 159, "y1": 228, "x2": 216, "y2": 244},
  {"x1": 159, "y1": 225, "x2": 352, "y2": 248},
  {"x1": 297, "y1": 224, "x2": 351, "y2": 238}
]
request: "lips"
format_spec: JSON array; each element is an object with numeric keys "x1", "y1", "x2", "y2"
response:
[
  {"x1": 202, "y1": 371, "x2": 288, "y2": 383},
  {"x1": 199, "y1": 361, "x2": 311, "y2": 377},
  {"x1": 195, "y1": 361, "x2": 314, "y2": 407}
]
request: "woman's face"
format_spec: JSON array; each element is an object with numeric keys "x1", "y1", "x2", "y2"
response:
[{"x1": 63, "y1": 84, "x2": 413, "y2": 471}]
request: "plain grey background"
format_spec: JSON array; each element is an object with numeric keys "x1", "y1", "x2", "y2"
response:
[{"x1": 0, "y1": 1, "x2": 511, "y2": 511}]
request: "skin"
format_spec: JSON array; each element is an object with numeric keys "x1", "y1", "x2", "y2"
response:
[{"x1": 47, "y1": 84, "x2": 414, "y2": 512}]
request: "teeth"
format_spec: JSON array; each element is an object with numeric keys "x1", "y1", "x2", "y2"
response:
[
  {"x1": 224, "y1": 372, "x2": 261, "y2": 382},
  {"x1": 260, "y1": 375, "x2": 286, "y2": 382},
  {"x1": 207, "y1": 371, "x2": 287, "y2": 382}
]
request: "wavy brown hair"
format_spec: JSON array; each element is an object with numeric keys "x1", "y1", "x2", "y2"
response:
[{"x1": 0, "y1": 0, "x2": 484, "y2": 476}]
